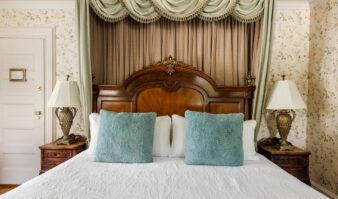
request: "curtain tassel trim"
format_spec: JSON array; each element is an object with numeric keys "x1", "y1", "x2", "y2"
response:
[{"x1": 89, "y1": 0, "x2": 265, "y2": 24}]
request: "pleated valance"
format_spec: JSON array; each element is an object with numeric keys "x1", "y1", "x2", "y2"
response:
[{"x1": 90, "y1": 0, "x2": 265, "y2": 23}]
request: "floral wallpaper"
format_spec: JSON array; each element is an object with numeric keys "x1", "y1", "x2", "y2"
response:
[
  {"x1": 0, "y1": 8, "x2": 312, "y2": 146},
  {"x1": 258, "y1": 2, "x2": 338, "y2": 195},
  {"x1": 258, "y1": 8, "x2": 310, "y2": 149},
  {"x1": 0, "y1": 9, "x2": 85, "y2": 138},
  {"x1": 1, "y1": 4, "x2": 336, "y2": 195},
  {"x1": 0, "y1": 8, "x2": 312, "y2": 148},
  {"x1": 307, "y1": 0, "x2": 338, "y2": 195}
]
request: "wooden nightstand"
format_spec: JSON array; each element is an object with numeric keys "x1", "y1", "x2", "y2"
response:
[
  {"x1": 39, "y1": 135, "x2": 87, "y2": 174},
  {"x1": 258, "y1": 142, "x2": 311, "y2": 186}
]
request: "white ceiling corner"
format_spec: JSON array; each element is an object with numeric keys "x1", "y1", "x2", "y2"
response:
[
  {"x1": 277, "y1": 0, "x2": 310, "y2": 10},
  {"x1": 308, "y1": 0, "x2": 325, "y2": 7},
  {"x1": 0, "y1": 0, "x2": 319, "y2": 11},
  {"x1": 0, "y1": 0, "x2": 75, "y2": 9}
]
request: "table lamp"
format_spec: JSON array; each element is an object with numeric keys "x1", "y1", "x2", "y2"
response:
[
  {"x1": 47, "y1": 76, "x2": 81, "y2": 145},
  {"x1": 266, "y1": 76, "x2": 306, "y2": 150}
]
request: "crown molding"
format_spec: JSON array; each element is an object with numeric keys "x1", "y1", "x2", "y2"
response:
[
  {"x1": 0, "y1": 0, "x2": 75, "y2": 9},
  {"x1": 277, "y1": 0, "x2": 310, "y2": 10},
  {"x1": 308, "y1": 0, "x2": 325, "y2": 7},
  {"x1": 0, "y1": 0, "x2": 316, "y2": 10}
]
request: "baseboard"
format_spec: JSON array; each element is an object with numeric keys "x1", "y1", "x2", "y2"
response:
[
  {"x1": 0, "y1": 184, "x2": 19, "y2": 195},
  {"x1": 311, "y1": 181, "x2": 338, "y2": 199},
  {"x1": 0, "y1": 184, "x2": 19, "y2": 187}
]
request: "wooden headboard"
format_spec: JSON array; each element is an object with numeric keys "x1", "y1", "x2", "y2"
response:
[{"x1": 92, "y1": 56, "x2": 255, "y2": 120}]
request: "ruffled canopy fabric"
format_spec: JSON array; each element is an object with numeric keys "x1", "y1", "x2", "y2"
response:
[{"x1": 90, "y1": 0, "x2": 265, "y2": 23}]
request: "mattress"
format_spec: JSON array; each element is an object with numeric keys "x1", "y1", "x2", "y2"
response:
[{"x1": 1, "y1": 151, "x2": 327, "y2": 199}]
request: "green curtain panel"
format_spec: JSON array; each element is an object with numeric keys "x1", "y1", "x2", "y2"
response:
[
  {"x1": 231, "y1": 0, "x2": 265, "y2": 23},
  {"x1": 122, "y1": 0, "x2": 160, "y2": 23},
  {"x1": 79, "y1": 0, "x2": 275, "y2": 141},
  {"x1": 90, "y1": 0, "x2": 265, "y2": 23},
  {"x1": 198, "y1": 0, "x2": 237, "y2": 21},
  {"x1": 252, "y1": 0, "x2": 276, "y2": 139},
  {"x1": 76, "y1": 0, "x2": 92, "y2": 138}
]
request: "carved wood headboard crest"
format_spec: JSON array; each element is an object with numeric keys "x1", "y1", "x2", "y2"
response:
[{"x1": 93, "y1": 56, "x2": 256, "y2": 120}]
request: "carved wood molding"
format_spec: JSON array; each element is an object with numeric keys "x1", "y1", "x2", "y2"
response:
[
  {"x1": 156, "y1": 56, "x2": 183, "y2": 75},
  {"x1": 245, "y1": 72, "x2": 256, "y2": 86},
  {"x1": 93, "y1": 56, "x2": 256, "y2": 119}
]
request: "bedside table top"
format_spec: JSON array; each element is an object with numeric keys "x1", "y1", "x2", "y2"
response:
[
  {"x1": 258, "y1": 144, "x2": 310, "y2": 155},
  {"x1": 39, "y1": 135, "x2": 87, "y2": 150}
]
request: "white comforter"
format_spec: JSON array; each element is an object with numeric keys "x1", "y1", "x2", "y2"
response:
[{"x1": 1, "y1": 151, "x2": 327, "y2": 199}]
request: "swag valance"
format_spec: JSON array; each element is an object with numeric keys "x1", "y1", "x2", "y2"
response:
[{"x1": 90, "y1": 0, "x2": 264, "y2": 23}]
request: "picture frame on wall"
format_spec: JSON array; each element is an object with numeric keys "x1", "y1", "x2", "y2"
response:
[{"x1": 9, "y1": 68, "x2": 27, "y2": 82}]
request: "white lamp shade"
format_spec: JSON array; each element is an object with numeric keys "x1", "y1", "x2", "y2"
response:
[
  {"x1": 47, "y1": 80, "x2": 81, "y2": 108},
  {"x1": 266, "y1": 80, "x2": 306, "y2": 110}
]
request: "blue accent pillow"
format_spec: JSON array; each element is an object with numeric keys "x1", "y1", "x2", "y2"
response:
[
  {"x1": 95, "y1": 110, "x2": 156, "y2": 163},
  {"x1": 185, "y1": 111, "x2": 244, "y2": 166}
]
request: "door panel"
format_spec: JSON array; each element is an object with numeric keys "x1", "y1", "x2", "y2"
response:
[
  {"x1": 0, "y1": 80, "x2": 36, "y2": 95},
  {"x1": 2, "y1": 54, "x2": 35, "y2": 71},
  {"x1": 0, "y1": 38, "x2": 45, "y2": 184}
]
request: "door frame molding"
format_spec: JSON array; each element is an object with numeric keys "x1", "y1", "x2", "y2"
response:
[{"x1": 0, "y1": 27, "x2": 55, "y2": 144}]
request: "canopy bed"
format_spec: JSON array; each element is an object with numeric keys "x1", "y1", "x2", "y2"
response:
[
  {"x1": 0, "y1": 0, "x2": 326, "y2": 198},
  {"x1": 2, "y1": 0, "x2": 326, "y2": 198},
  {"x1": 2, "y1": 59, "x2": 327, "y2": 198},
  {"x1": 78, "y1": 0, "x2": 276, "y2": 136}
]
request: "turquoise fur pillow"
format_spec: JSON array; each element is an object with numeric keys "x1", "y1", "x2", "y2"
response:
[
  {"x1": 95, "y1": 110, "x2": 156, "y2": 163},
  {"x1": 185, "y1": 111, "x2": 244, "y2": 166}
]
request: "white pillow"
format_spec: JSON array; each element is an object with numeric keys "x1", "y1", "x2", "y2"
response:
[
  {"x1": 152, "y1": 116, "x2": 171, "y2": 157},
  {"x1": 88, "y1": 113, "x2": 100, "y2": 154},
  {"x1": 169, "y1": 115, "x2": 259, "y2": 160},
  {"x1": 243, "y1": 120, "x2": 259, "y2": 160},
  {"x1": 169, "y1": 114, "x2": 187, "y2": 157},
  {"x1": 87, "y1": 113, "x2": 171, "y2": 157}
]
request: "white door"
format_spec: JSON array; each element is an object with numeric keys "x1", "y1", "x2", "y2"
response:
[{"x1": 0, "y1": 38, "x2": 45, "y2": 184}]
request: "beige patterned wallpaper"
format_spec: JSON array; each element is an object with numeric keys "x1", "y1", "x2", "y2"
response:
[
  {"x1": 0, "y1": 9, "x2": 84, "y2": 138},
  {"x1": 0, "y1": 7, "x2": 312, "y2": 148},
  {"x1": 258, "y1": 8, "x2": 310, "y2": 149},
  {"x1": 0, "y1": 7, "x2": 312, "y2": 145},
  {"x1": 307, "y1": 0, "x2": 338, "y2": 195},
  {"x1": 0, "y1": 3, "x2": 336, "y2": 195}
]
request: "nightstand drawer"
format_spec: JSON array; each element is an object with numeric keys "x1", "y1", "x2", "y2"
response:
[
  {"x1": 258, "y1": 143, "x2": 311, "y2": 186},
  {"x1": 272, "y1": 155, "x2": 308, "y2": 167},
  {"x1": 39, "y1": 136, "x2": 87, "y2": 174},
  {"x1": 44, "y1": 150, "x2": 72, "y2": 158},
  {"x1": 42, "y1": 158, "x2": 67, "y2": 169},
  {"x1": 281, "y1": 166, "x2": 308, "y2": 180}
]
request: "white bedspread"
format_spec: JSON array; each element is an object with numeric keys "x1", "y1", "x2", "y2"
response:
[{"x1": 1, "y1": 151, "x2": 327, "y2": 199}]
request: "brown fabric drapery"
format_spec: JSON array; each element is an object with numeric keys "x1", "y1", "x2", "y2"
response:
[{"x1": 90, "y1": 9, "x2": 262, "y2": 86}]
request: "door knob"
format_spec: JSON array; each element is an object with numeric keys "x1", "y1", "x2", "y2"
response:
[
  {"x1": 37, "y1": 86, "x2": 42, "y2": 91},
  {"x1": 35, "y1": 111, "x2": 42, "y2": 119}
]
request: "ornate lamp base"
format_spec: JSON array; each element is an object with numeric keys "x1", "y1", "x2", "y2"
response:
[
  {"x1": 274, "y1": 110, "x2": 296, "y2": 151},
  {"x1": 56, "y1": 134, "x2": 76, "y2": 145},
  {"x1": 274, "y1": 142, "x2": 293, "y2": 151},
  {"x1": 55, "y1": 107, "x2": 77, "y2": 145}
]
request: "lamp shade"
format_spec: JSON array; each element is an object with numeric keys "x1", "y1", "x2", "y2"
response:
[
  {"x1": 266, "y1": 80, "x2": 306, "y2": 110},
  {"x1": 47, "y1": 80, "x2": 81, "y2": 108}
]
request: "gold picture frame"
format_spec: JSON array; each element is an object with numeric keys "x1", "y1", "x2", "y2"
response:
[{"x1": 9, "y1": 68, "x2": 27, "y2": 82}]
